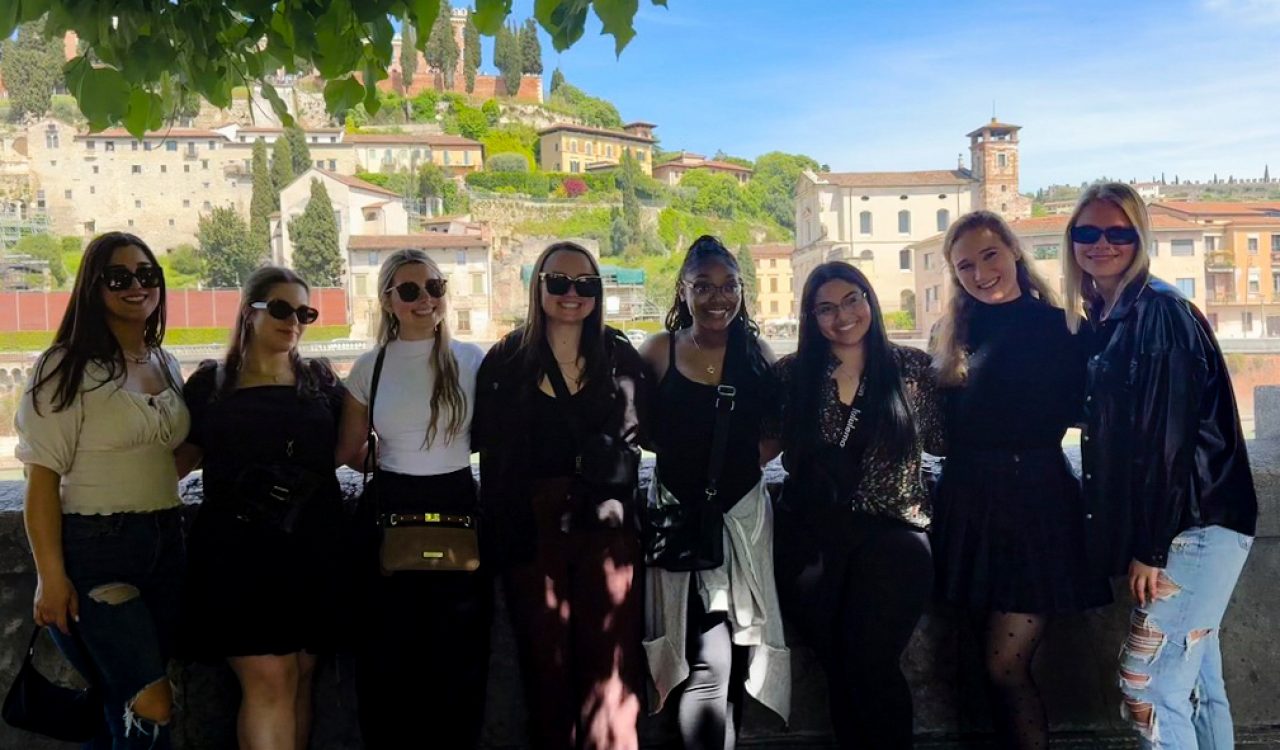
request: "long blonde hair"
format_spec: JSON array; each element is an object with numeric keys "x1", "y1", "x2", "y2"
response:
[
  {"x1": 931, "y1": 211, "x2": 1058, "y2": 386},
  {"x1": 376, "y1": 249, "x2": 466, "y2": 447},
  {"x1": 1062, "y1": 182, "x2": 1151, "y2": 333}
]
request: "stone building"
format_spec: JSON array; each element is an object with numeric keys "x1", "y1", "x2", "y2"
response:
[
  {"x1": 749, "y1": 243, "x2": 796, "y2": 325},
  {"x1": 792, "y1": 118, "x2": 1033, "y2": 318},
  {"x1": 537, "y1": 122, "x2": 657, "y2": 175},
  {"x1": 910, "y1": 214, "x2": 1208, "y2": 335}
]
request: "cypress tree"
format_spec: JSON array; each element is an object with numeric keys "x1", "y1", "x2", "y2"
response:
[
  {"x1": 286, "y1": 125, "x2": 313, "y2": 175},
  {"x1": 271, "y1": 136, "x2": 294, "y2": 193},
  {"x1": 550, "y1": 68, "x2": 565, "y2": 95},
  {"x1": 289, "y1": 179, "x2": 343, "y2": 287},
  {"x1": 197, "y1": 206, "x2": 260, "y2": 287},
  {"x1": 399, "y1": 22, "x2": 419, "y2": 95},
  {"x1": 424, "y1": 0, "x2": 459, "y2": 89},
  {"x1": 737, "y1": 244, "x2": 759, "y2": 315},
  {"x1": 249, "y1": 138, "x2": 275, "y2": 257},
  {"x1": 520, "y1": 19, "x2": 543, "y2": 75},
  {"x1": 463, "y1": 14, "x2": 481, "y2": 93}
]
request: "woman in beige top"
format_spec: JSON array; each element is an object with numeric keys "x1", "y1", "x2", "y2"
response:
[{"x1": 16, "y1": 231, "x2": 190, "y2": 749}]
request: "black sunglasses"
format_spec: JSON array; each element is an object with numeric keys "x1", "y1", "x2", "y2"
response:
[
  {"x1": 101, "y1": 265, "x2": 163, "y2": 291},
  {"x1": 540, "y1": 272, "x2": 602, "y2": 297},
  {"x1": 1070, "y1": 225, "x2": 1139, "y2": 245},
  {"x1": 389, "y1": 279, "x2": 448, "y2": 302},
  {"x1": 251, "y1": 299, "x2": 319, "y2": 325}
]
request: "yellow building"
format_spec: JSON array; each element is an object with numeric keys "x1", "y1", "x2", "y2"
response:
[
  {"x1": 348, "y1": 133, "x2": 484, "y2": 177},
  {"x1": 1151, "y1": 201, "x2": 1280, "y2": 337},
  {"x1": 749, "y1": 243, "x2": 796, "y2": 324},
  {"x1": 537, "y1": 122, "x2": 656, "y2": 175}
]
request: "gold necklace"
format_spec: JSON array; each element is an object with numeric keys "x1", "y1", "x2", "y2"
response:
[
  {"x1": 689, "y1": 330, "x2": 718, "y2": 375},
  {"x1": 122, "y1": 348, "x2": 151, "y2": 365}
]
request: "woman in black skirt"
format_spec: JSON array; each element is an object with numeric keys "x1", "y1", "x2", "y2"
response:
[
  {"x1": 178, "y1": 267, "x2": 346, "y2": 750},
  {"x1": 930, "y1": 211, "x2": 1111, "y2": 749}
]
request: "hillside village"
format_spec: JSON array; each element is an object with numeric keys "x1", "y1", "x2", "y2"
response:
[{"x1": 1, "y1": 10, "x2": 1279, "y2": 344}]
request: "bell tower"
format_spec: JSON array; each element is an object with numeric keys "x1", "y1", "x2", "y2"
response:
[{"x1": 968, "y1": 118, "x2": 1029, "y2": 219}]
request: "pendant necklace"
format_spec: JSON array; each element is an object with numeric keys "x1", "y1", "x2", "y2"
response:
[
  {"x1": 123, "y1": 348, "x2": 151, "y2": 365},
  {"x1": 690, "y1": 330, "x2": 718, "y2": 375}
]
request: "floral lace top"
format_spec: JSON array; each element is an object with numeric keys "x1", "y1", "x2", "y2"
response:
[{"x1": 767, "y1": 344, "x2": 944, "y2": 528}]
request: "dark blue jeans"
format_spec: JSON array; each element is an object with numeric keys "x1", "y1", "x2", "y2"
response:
[{"x1": 51, "y1": 508, "x2": 185, "y2": 750}]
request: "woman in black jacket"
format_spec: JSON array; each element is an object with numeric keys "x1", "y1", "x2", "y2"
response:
[
  {"x1": 1063, "y1": 182, "x2": 1257, "y2": 750},
  {"x1": 474, "y1": 241, "x2": 648, "y2": 750}
]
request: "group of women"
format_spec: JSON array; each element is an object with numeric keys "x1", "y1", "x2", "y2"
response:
[{"x1": 17, "y1": 180, "x2": 1256, "y2": 750}]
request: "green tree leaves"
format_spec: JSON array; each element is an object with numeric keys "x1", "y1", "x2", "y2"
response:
[
  {"x1": 1, "y1": 22, "x2": 64, "y2": 122},
  {"x1": 424, "y1": 0, "x2": 459, "y2": 88},
  {"x1": 249, "y1": 138, "x2": 276, "y2": 259},
  {"x1": 197, "y1": 207, "x2": 261, "y2": 288},
  {"x1": 289, "y1": 179, "x2": 344, "y2": 287}
]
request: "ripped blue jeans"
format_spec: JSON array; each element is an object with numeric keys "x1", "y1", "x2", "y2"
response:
[
  {"x1": 1117, "y1": 525, "x2": 1252, "y2": 750},
  {"x1": 51, "y1": 509, "x2": 185, "y2": 750}
]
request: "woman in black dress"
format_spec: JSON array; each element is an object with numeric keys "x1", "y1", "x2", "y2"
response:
[
  {"x1": 177, "y1": 267, "x2": 345, "y2": 750},
  {"x1": 930, "y1": 211, "x2": 1111, "y2": 749},
  {"x1": 765, "y1": 261, "x2": 941, "y2": 749}
]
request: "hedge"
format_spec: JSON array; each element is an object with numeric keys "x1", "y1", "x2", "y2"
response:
[{"x1": 0, "y1": 326, "x2": 353, "y2": 352}]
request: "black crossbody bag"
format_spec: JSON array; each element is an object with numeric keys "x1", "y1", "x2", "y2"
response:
[
  {"x1": 540, "y1": 342, "x2": 640, "y2": 530},
  {"x1": 643, "y1": 357, "x2": 737, "y2": 572},
  {"x1": 2, "y1": 627, "x2": 103, "y2": 742},
  {"x1": 363, "y1": 346, "x2": 481, "y2": 574}
]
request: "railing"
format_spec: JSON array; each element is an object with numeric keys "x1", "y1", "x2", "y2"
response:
[
  {"x1": 1207, "y1": 290, "x2": 1238, "y2": 304},
  {"x1": 1206, "y1": 251, "x2": 1235, "y2": 270}
]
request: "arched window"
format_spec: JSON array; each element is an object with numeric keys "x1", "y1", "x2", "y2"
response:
[
  {"x1": 936, "y1": 209, "x2": 950, "y2": 231},
  {"x1": 858, "y1": 249, "x2": 874, "y2": 265},
  {"x1": 898, "y1": 210, "x2": 911, "y2": 234},
  {"x1": 859, "y1": 211, "x2": 872, "y2": 234}
]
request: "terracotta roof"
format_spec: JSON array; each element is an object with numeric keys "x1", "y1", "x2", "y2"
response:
[
  {"x1": 624, "y1": 121, "x2": 658, "y2": 128},
  {"x1": 702, "y1": 160, "x2": 752, "y2": 173},
  {"x1": 817, "y1": 169, "x2": 975, "y2": 188},
  {"x1": 315, "y1": 169, "x2": 401, "y2": 198},
  {"x1": 1151, "y1": 201, "x2": 1280, "y2": 217},
  {"x1": 76, "y1": 128, "x2": 222, "y2": 139},
  {"x1": 965, "y1": 118, "x2": 1022, "y2": 137},
  {"x1": 239, "y1": 126, "x2": 344, "y2": 133},
  {"x1": 1006, "y1": 214, "x2": 1202, "y2": 234},
  {"x1": 348, "y1": 234, "x2": 488, "y2": 251},
  {"x1": 348, "y1": 133, "x2": 481, "y2": 147},
  {"x1": 748, "y1": 243, "x2": 791, "y2": 259},
  {"x1": 537, "y1": 123, "x2": 655, "y2": 143}
]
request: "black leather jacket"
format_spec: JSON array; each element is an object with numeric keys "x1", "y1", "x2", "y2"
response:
[
  {"x1": 472, "y1": 326, "x2": 650, "y2": 568},
  {"x1": 1081, "y1": 275, "x2": 1257, "y2": 574}
]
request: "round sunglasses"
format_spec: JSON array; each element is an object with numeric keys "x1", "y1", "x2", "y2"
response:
[
  {"x1": 1070, "y1": 225, "x2": 1139, "y2": 245},
  {"x1": 388, "y1": 279, "x2": 447, "y2": 302},
  {"x1": 101, "y1": 265, "x2": 163, "y2": 291},
  {"x1": 251, "y1": 299, "x2": 319, "y2": 325}
]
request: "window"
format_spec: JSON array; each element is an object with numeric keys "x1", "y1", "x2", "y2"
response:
[
  {"x1": 64, "y1": 189, "x2": 72, "y2": 199},
  {"x1": 1171, "y1": 239, "x2": 1194, "y2": 257},
  {"x1": 936, "y1": 209, "x2": 950, "y2": 231},
  {"x1": 455, "y1": 250, "x2": 467, "y2": 265},
  {"x1": 899, "y1": 248, "x2": 911, "y2": 271},
  {"x1": 1149, "y1": 239, "x2": 1158, "y2": 256},
  {"x1": 45, "y1": 126, "x2": 59, "y2": 149},
  {"x1": 208, "y1": 140, "x2": 217, "y2": 150},
  {"x1": 367, "y1": 149, "x2": 376, "y2": 161},
  {"x1": 89, "y1": 186, "x2": 95, "y2": 194},
  {"x1": 1000, "y1": 203, "x2": 1007, "y2": 213},
  {"x1": 923, "y1": 252, "x2": 934, "y2": 270},
  {"x1": 1248, "y1": 268, "x2": 1260, "y2": 294},
  {"x1": 1272, "y1": 235, "x2": 1280, "y2": 253},
  {"x1": 997, "y1": 153, "x2": 1007, "y2": 167},
  {"x1": 444, "y1": 151, "x2": 451, "y2": 166},
  {"x1": 86, "y1": 140, "x2": 96, "y2": 151},
  {"x1": 1206, "y1": 236, "x2": 1218, "y2": 252},
  {"x1": 165, "y1": 140, "x2": 177, "y2": 151},
  {"x1": 183, "y1": 199, "x2": 190, "y2": 208},
  {"x1": 328, "y1": 160, "x2": 336, "y2": 170},
  {"x1": 859, "y1": 211, "x2": 872, "y2": 235},
  {"x1": 132, "y1": 140, "x2": 139, "y2": 151},
  {"x1": 168, "y1": 218, "x2": 175, "y2": 226},
  {"x1": 36, "y1": 190, "x2": 45, "y2": 210},
  {"x1": 354, "y1": 275, "x2": 368, "y2": 296},
  {"x1": 144, "y1": 141, "x2": 153, "y2": 151},
  {"x1": 92, "y1": 165, "x2": 99, "y2": 174},
  {"x1": 135, "y1": 199, "x2": 142, "y2": 208},
  {"x1": 456, "y1": 309, "x2": 472, "y2": 334},
  {"x1": 586, "y1": 142, "x2": 594, "y2": 156},
  {"x1": 606, "y1": 145, "x2": 613, "y2": 158},
  {"x1": 570, "y1": 161, "x2": 580, "y2": 173},
  {"x1": 1243, "y1": 311, "x2": 1254, "y2": 331},
  {"x1": 1033, "y1": 244, "x2": 1060, "y2": 260},
  {"x1": 471, "y1": 273, "x2": 484, "y2": 295},
  {"x1": 569, "y1": 140, "x2": 578, "y2": 154},
  {"x1": 769, "y1": 300, "x2": 779, "y2": 314},
  {"x1": 127, "y1": 219, "x2": 134, "y2": 226},
  {"x1": 769, "y1": 277, "x2": 778, "y2": 293},
  {"x1": 160, "y1": 165, "x2": 167, "y2": 173},
  {"x1": 637, "y1": 151, "x2": 645, "y2": 162},
  {"x1": 1272, "y1": 272, "x2": 1280, "y2": 294},
  {"x1": 315, "y1": 160, "x2": 322, "y2": 168},
  {"x1": 1248, "y1": 237, "x2": 1259, "y2": 254},
  {"x1": 132, "y1": 165, "x2": 142, "y2": 174},
  {"x1": 464, "y1": 150, "x2": 471, "y2": 166},
  {"x1": 1176, "y1": 278, "x2": 1196, "y2": 298},
  {"x1": 898, "y1": 210, "x2": 911, "y2": 234},
  {"x1": 1000, "y1": 184, "x2": 1007, "y2": 193},
  {"x1": 202, "y1": 160, "x2": 208, "y2": 170},
  {"x1": 104, "y1": 141, "x2": 114, "y2": 152},
  {"x1": 367, "y1": 251, "x2": 379, "y2": 266},
  {"x1": 202, "y1": 200, "x2": 212, "y2": 209}
]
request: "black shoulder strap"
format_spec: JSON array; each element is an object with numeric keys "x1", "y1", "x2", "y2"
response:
[
  {"x1": 704, "y1": 344, "x2": 736, "y2": 503},
  {"x1": 363, "y1": 346, "x2": 388, "y2": 489}
]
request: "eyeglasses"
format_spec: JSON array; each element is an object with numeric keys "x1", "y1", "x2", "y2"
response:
[
  {"x1": 683, "y1": 280, "x2": 741, "y2": 299},
  {"x1": 251, "y1": 300, "x2": 319, "y2": 325},
  {"x1": 1070, "y1": 225, "x2": 1139, "y2": 245},
  {"x1": 812, "y1": 289, "x2": 869, "y2": 319},
  {"x1": 101, "y1": 265, "x2": 163, "y2": 291},
  {"x1": 540, "y1": 272, "x2": 603, "y2": 297},
  {"x1": 389, "y1": 279, "x2": 447, "y2": 302}
]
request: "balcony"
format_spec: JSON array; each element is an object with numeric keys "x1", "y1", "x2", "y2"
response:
[
  {"x1": 1205, "y1": 251, "x2": 1235, "y2": 271},
  {"x1": 184, "y1": 150, "x2": 198, "y2": 160},
  {"x1": 1207, "y1": 290, "x2": 1238, "y2": 305}
]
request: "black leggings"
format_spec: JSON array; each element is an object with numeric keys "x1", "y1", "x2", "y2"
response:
[
  {"x1": 777, "y1": 510, "x2": 934, "y2": 749},
  {"x1": 678, "y1": 586, "x2": 749, "y2": 750}
]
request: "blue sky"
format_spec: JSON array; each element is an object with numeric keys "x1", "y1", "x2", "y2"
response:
[{"x1": 477, "y1": 0, "x2": 1280, "y2": 191}]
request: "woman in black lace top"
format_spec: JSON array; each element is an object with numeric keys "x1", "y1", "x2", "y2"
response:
[
  {"x1": 930, "y1": 211, "x2": 1111, "y2": 750},
  {"x1": 765, "y1": 261, "x2": 942, "y2": 749}
]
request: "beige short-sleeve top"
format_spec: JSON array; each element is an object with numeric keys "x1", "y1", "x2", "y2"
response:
[{"x1": 15, "y1": 348, "x2": 190, "y2": 515}]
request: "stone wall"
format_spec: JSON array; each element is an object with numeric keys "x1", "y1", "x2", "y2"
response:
[{"x1": 1, "y1": 391, "x2": 1279, "y2": 748}]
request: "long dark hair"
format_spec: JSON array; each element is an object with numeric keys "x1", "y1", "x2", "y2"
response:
[
  {"x1": 787, "y1": 262, "x2": 916, "y2": 466},
  {"x1": 663, "y1": 234, "x2": 769, "y2": 380},
  {"x1": 220, "y1": 266, "x2": 335, "y2": 399},
  {"x1": 517, "y1": 241, "x2": 609, "y2": 387},
  {"x1": 31, "y1": 231, "x2": 174, "y2": 413}
]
